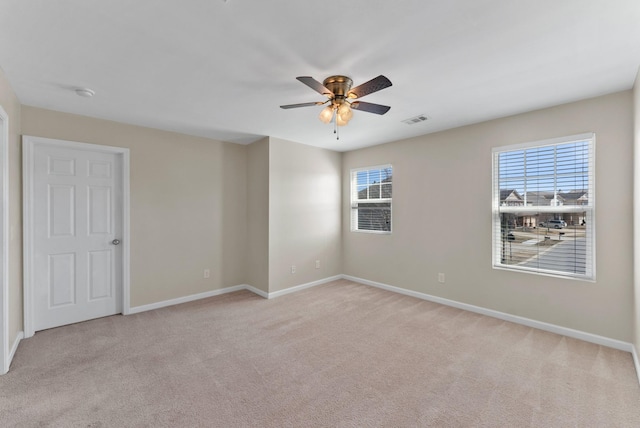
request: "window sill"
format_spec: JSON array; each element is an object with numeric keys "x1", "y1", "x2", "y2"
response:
[
  {"x1": 492, "y1": 264, "x2": 595, "y2": 283},
  {"x1": 351, "y1": 229, "x2": 392, "y2": 235}
]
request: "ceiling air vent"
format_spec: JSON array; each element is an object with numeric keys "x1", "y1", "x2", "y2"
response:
[{"x1": 402, "y1": 114, "x2": 429, "y2": 125}]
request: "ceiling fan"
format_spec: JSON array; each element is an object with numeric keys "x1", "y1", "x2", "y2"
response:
[{"x1": 280, "y1": 75, "x2": 392, "y2": 138}]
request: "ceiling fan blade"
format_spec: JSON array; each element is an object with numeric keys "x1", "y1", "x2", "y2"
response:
[
  {"x1": 296, "y1": 76, "x2": 333, "y2": 96},
  {"x1": 347, "y1": 75, "x2": 392, "y2": 99},
  {"x1": 351, "y1": 101, "x2": 391, "y2": 115},
  {"x1": 280, "y1": 101, "x2": 324, "y2": 109}
]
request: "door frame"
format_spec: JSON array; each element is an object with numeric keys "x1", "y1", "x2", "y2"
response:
[
  {"x1": 0, "y1": 106, "x2": 9, "y2": 374},
  {"x1": 23, "y1": 136, "x2": 130, "y2": 338}
]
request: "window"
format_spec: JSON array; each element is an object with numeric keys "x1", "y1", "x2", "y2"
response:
[
  {"x1": 492, "y1": 133, "x2": 594, "y2": 280},
  {"x1": 351, "y1": 165, "x2": 392, "y2": 233}
]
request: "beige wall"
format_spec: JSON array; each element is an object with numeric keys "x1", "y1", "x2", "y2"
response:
[
  {"x1": 246, "y1": 138, "x2": 270, "y2": 293},
  {"x1": 14, "y1": 107, "x2": 343, "y2": 309},
  {"x1": 222, "y1": 143, "x2": 248, "y2": 288},
  {"x1": 21, "y1": 106, "x2": 248, "y2": 307},
  {"x1": 343, "y1": 91, "x2": 634, "y2": 341},
  {"x1": 268, "y1": 137, "x2": 342, "y2": 291},
  {"x1": 0, "y1": 68, "x2": 22, "y2": 351}
]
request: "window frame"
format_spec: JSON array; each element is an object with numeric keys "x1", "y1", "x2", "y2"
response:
[
  {"x1": 491, "y1": 133, "x2": 596, "y2": 281},
  {"x1": 350, "y1": 164, "x2": 393, "y2": 234}
]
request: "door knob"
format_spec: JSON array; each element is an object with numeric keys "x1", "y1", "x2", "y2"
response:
[{"x1": 112, "y1": 239, "x2": 121, "y2": 245}]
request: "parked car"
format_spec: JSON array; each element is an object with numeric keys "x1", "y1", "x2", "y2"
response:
[{"x1": 540, "y1": 219, "x2": 566, "y2": 229}]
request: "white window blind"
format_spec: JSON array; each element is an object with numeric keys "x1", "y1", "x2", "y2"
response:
[
  {"x1": 492, "y1": 133, "x2": 595, "y2": 280},
  {"x1": 351, "y1": 165, "x2": 392, "y2": 233}
]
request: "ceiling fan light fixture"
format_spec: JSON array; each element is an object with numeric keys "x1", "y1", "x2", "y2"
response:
[
  {"x1": 281, "y1": 74, "x2": 392, "y2": 136},
  {"x1": 337, "y1": 103, "x2": 353, "y2": 121},
  {"x1": 336, "y1": 113, "x2": 349, "y2": 127},
  {"x1": 318, "y1": 105, "x2": 334, "y2": 124}
]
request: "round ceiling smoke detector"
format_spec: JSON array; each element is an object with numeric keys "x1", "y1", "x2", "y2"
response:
[{"x1": 75, "y1": 88, "x2": 95, "y2": 98}]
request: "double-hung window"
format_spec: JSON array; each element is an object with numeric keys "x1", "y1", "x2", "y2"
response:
[
  {"x1": 351, "y1": 165, "x2": 392, "y2": 233},
  {"x1": 492, "y1": 133, "x2": 594, "y2": 280}
]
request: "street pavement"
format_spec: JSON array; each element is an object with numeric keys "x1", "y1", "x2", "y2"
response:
[{"x1": 521, "y1": 237, "x2": 586, "y2": 274}]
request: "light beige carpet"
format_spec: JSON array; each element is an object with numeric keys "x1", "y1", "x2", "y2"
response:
[{"x1": 1, "y1": 279, "x2": 639, "y2": 427}]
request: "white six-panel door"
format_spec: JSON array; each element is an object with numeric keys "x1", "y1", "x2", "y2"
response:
[{"x1": 25, "y1": 138, "x2": 126, "y2": 333}]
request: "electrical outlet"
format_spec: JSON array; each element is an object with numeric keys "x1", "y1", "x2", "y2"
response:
[
  {"x1": 204, "y1": 269, "x2": 210, "y2": 279},
  {"x1": 291, "y1": 265, "x2": 296, "y2": 274},
  {"x1": 315, "y1": 260, "x2": 320, "y2": 269},
  {"x1": 438, "y1": 273, "x2": 445, "y2": 283}
]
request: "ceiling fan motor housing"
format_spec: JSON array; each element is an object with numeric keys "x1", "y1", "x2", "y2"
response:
[{"x1": 323, "y1": 75, "x2": 353, "y2": 105}]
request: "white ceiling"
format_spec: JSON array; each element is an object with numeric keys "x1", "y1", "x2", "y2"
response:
[{"x1": 1, "y1": 0, "x2": 639, "y2": 152}]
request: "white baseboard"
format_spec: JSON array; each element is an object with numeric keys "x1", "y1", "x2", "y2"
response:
[
  {"x1": 9, "y1": 331, "x2": 22, "y2": 362},
  {"x1": 243, "y1": 284, "x2": 268, "y2": 299},
  {"x1": 342, "y1": 274, "x2": 634, "y2": 353},
  {"x1": 632, "y1": 345, "x2": 640, "y2": 386},
  {"x1": 128, "y1": 285, "x2": 246, "y2": 314},
  {"x1": 127, "y1": 276, "x2": 344, "y2": 315},
  {"x1": 3, "y1": 331, "x2": 23, "y2": 374},
  {"x1": 267, "y1": 275, "x2": 343, "y2": 299}
]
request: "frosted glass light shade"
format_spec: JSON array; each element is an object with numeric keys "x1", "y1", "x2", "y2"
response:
[
  {"x1": 319, "y1": 106, "x2": 334, "y2": 124},
  {"x1": 338, "y1": 103, "x2": 353, "y2": 121},
  {"x1": 336, "y1": 113, "x2": 348, "y2": 126}
]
